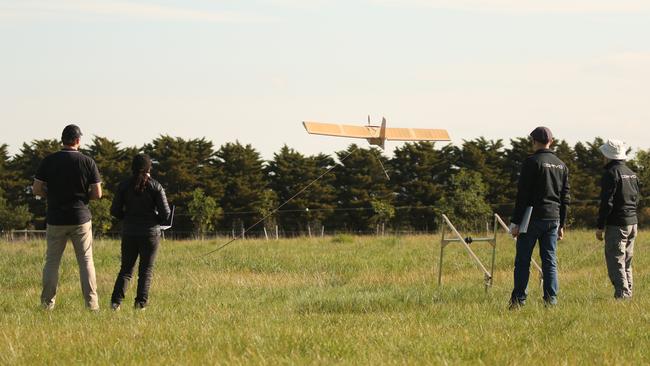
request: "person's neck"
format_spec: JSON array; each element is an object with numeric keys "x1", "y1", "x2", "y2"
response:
[{"x1": 62, "y1": 145, "x2": 79, "y2": 151}]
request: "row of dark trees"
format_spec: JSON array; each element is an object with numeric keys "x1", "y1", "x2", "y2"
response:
[{"x1": 1, "y1": 136, "x2": 649, "y2": 235}]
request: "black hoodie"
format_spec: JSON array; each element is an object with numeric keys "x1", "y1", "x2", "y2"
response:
[{"x1": 511, "y1": 149, "x2": 571, "y2": 227}]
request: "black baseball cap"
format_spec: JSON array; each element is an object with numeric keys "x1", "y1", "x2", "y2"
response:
[
  {"x1": 61, "y1": 124, "x2": 83, "y2": 143},
  {"x1": 529, "y1": 126, "x2": 553, "y2": 144}
]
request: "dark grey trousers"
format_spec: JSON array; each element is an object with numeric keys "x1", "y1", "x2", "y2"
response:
[
  {"x1": 604, "y1": 225, "x2": 637, "y2": 299},
  {"x1": 111, "y1": 234, "x2": 160, "y2": 307}
]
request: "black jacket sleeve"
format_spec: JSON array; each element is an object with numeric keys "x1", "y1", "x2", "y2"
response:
[
  {"x1": 154, "y1": 184, "x2": 171, "y2": 224},
  {"x1": 597, "y1": 171, "x2": 617, "y2": 229},
  {"x1": 559, "y1": 167, "x2": 570, "y2": 228},
  {"x1": 111, "y1": 183, "x2": 125, "y2": 220},
  {"x1": 512, "y1": 159, "x2": 535, "y2": 225}
]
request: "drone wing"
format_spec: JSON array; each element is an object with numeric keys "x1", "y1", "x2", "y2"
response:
[
  {"x1": 303, "y1": 121, "x2": 451, "y2": 145},
  {"x1": 384, "y1": 128, "x2": 451, "y2": 142},
  {"x1": 303, "y1": 121, "x2": 380, "y2": 139}
]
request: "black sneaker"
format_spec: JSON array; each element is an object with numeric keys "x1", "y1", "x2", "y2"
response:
[
  {"x1": 543, "y1": 297, "x2": 558, "y2": 307},
  {"x1": 508, "y1": 299, "x2": 525, "y2": 310}
]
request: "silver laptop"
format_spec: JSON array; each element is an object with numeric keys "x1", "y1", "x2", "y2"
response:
[{"x1": 161, "y1": 205, "x2": 175, "y2": 231}]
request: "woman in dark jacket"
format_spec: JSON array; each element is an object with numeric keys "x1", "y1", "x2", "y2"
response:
[{"x1": 110, "y1": 154, "x2": 170, "y2": 310}]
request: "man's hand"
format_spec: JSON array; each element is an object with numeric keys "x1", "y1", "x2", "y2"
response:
[
  {"x1": 558, "y1": 227, "x2": 565, "y2": 241},
  {"x1": 510, "y1": 225, "x2": 520, "y2": 238},
  {"x1": 89, "y1": 183, "x2": 102, "y2": 200},
  {"x1": 596, "y1": 229, "x2": 604, "y2": 241},
  {"x1": 32, "y1": 179, "x2": 47, "y2": 198}
]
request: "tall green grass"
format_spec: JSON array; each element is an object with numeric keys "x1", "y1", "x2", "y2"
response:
[{"x1": 1, "y1": 231, "x2": 648, "y2": 365}]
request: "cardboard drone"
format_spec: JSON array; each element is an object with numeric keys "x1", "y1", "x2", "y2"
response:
[{"x1": 303, "y1": 116, "x2": 451, "y2": 149}]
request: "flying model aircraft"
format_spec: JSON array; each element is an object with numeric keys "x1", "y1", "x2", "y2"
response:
[{"x1": 302, "y1": 116, "x2": 451, "y2": 149}]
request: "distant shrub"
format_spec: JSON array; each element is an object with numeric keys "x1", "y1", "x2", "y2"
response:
[{"x1": 331, "y1": 234, "x2": 354, "y2": 244}]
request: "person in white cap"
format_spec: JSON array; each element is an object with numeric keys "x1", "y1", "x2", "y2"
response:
[{"x1": 596, "y1": 139, "x2": 640, "y2": 300}]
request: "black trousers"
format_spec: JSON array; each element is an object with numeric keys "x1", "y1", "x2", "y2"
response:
[{"x1": 111, "y1": 234, "x2": 160, "y2": 306}]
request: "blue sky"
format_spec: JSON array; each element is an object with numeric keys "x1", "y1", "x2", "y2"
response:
[{"x1": 1, "y1": 0, "x2": 648, "y2": 158}]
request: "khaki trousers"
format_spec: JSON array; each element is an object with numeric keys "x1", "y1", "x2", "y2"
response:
[
  {"x1": 41, "y1": 221, "x2": 99, "y2": 309},
  {"x1": 604, "y1": 224, "x2": 637, "y2": 299}
]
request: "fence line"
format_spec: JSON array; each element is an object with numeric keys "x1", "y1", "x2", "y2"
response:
[
  {"x1": 1, "y1": 230, "x2": 46, "y2": 242},
  {"x1": 171, "y1": 199, "x2": 611, "y2": 218},
  {"x1": 1, "y1": 225, "x2": 502, "y2": 243}
]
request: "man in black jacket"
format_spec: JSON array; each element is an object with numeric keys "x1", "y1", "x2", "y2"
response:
[
  {"x1": 509, "y1": 127, "x2": 570, "y2": 308},
  {"x1": 596, "y1": 140, "x2": 640, "y2": 299}
]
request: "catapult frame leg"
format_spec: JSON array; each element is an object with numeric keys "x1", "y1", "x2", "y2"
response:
[
  {"x1": 440, "y1": 214, "x2": 494, "y2": 289},
  {"x1": 438, "y1": 224, "x2": 446, "y2": 285},
  {"x1": 486, "y1": 215, "x2": 499, "y2": 289}
]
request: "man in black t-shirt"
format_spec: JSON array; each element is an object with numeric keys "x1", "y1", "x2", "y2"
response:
[{"x1": 33, "y1": 124, "x2": 103, "y2": 311}]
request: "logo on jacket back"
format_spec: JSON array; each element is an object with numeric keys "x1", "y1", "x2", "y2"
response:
[
  {"x1": 621, "y1": 174, "x2": 637, "y2": 179},
  {"x1": 542, "y1": 163, "x2": 564, "y2": 170}
]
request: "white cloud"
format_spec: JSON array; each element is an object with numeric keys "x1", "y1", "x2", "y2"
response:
[
  {"x1": 393, "y1": 52, "x2": 649, "y2": 148},
  {"x1": 0, "y1": 0, "x2": 274, "y2": 23},
  {"x1": 405, "y1": 52, "x2": 650, "y2": 99},
  {"x1": 605, "y1": 52, "x2": 650, "y2": 73},
  {"x1": 373, "y1": 0, "x2": 650, "y2": 14},
  {"x1": 264, "y1": 0, "x2": 334, "y2": 9}
]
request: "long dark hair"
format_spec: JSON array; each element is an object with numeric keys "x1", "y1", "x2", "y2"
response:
[{"x1": 132, "y1": 154, "x2": 152, "y2": 193}]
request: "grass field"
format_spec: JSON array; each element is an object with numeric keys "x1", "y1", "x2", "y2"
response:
[{"x1": 1, "y1": 230, "x2": 649, "y2": 365}]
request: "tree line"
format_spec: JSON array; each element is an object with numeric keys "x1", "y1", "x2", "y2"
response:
[{"x1": 1, "y1": 135, "x2": 649, "y2": 236}]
